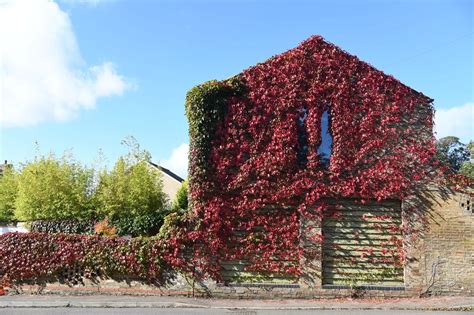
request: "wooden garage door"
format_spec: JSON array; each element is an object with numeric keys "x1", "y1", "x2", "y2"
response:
[{"x1": 322, "y1": 199, "x2": 404, "y2": 287}]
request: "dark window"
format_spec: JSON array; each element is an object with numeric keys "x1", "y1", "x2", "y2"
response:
[{"x1": 317, "y1": 110, "x2": 332, "y2": 165}]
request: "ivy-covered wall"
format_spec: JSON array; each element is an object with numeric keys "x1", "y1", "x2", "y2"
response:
[{"x1": 184, "y1": 35, "x2": 437, "y2": 281}]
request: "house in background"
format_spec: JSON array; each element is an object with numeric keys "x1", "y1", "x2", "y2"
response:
[
  {"x1": 149, "y1": 162, "x2": 184, "y2": 201},
  {"x1": 0, "y1": 160, "x2": 12, "y2": 177}
]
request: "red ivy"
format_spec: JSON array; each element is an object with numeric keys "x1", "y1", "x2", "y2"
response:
[
  {"x1": 187, "y1": 36, "x2": 437, "y2": 279},
  {"x1": 0, "y1": 232, "x2": 173, "y2": 283}
]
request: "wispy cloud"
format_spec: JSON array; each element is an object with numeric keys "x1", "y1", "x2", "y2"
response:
[
  {"x1": 161, "y1": 143, "x2": 189, "y2": 178},
  {"x1": 58, "y1": 0, "x2": 115, "y2": 6},
  {"x1": 434, "y1": 102, "x2": 473, "y2": 142},
  {"x1": 0, "y1": 0, "x2": 130, "y2": 128}
]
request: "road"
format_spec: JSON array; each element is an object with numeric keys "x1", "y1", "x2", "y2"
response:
[{"x1": 0, "y1": 309, "x2": 471, "y2": 315}]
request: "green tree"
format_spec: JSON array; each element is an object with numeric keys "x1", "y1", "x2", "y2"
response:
[
  {"x1": 0, "y1": 166, "x2": 18, "y2": 222},
  {"x1": 159, "y1": 180, "x2": 189, "y2": 239},
  {"x1": 14, "y1": 154, "x2": 95, "y2": 221},
  {"x1": 96, "y1": 157, "x2": 168, "y2": 237},
  {"x1": 436, "y1": 136, "x2": 470, "y2": 174},
  {"x1": 171, "y1": 180, "x2": 188, "y2": 213},
  {"x1": 460, "y1": 141, "x2": 474, "y2": 179}
]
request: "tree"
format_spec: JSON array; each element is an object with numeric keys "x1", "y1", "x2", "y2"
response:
[
  {"x1": 0, "y1": 166, "x2": 18, "y2": 222},
  {"x1": 96, "y1": 140, "x2": 168, "y2": 236},
  {"x1": 14, "y1": 154, "x2": 95, "y2": 221},
  {"x1": 460, "y1": 141, "x2": 474, "y2": 179},
  {"x1": 158, "y1": 180, "x2": 189, "y2": 239},
  {"x1": 171, "y1": 180, "x2": 188, "y2": 213},
  {"x1": 436, "y1": 136, "x2": 470, "y2": 174}
]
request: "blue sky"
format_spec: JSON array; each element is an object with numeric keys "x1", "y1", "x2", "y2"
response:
[{"x1": 0, "y1": 0, "x2": 472, "y2": 177}]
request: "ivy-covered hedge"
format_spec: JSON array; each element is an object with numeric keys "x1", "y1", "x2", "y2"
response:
[
  {"x1": 0, "y1": 232, "x2": 172, "y2": 283},
  {"x1": 30, "y1": 219, "x2": 96, "y2": 235}
]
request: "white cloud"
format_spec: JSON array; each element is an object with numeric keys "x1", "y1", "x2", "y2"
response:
[
  {"x1": 434, "y1": 102, "x2": 474, "y2": 142},
  {"x1": 0, "y1": 0, "x2": 130, "y2": 128},
  {"x1": 59, "y1": 0, "x2": 114, "y2": 6},
  {"x1": 161, "y1": 143, "x2": 189, "y2": 179}
]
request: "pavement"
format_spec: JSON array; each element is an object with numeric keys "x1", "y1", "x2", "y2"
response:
[
  {"x1": 0, "y1": 295, "x2": 472, "y2": 311},
  {"x1": 0, "y1": 309, "x2": 471, "y2": 315}
]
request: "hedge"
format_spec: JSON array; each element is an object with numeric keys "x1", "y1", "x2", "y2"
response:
[
  {"x1": 0, "y1": 232, "x2": 173, "y2": 284},
  {"x1": 29, "y1": 219, "x2": 96, "y2": 235}
]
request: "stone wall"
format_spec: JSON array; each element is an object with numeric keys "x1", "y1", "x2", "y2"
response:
[{"x1": 410, "y1": 188, "x2": 473, "y2": 296}]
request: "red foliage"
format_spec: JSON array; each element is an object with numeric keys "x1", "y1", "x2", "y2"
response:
[
  {"x1": 188, "y1": 36, "x2": 437, "y2": 278},
  {"x1": 443, "y1": 173, "x2": 474, "y2": 195},
  {"x1": 0, "y1": 232, "x2": 172, "y2": 283}
]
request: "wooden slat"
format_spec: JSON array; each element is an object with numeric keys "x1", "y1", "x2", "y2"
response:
[
  {"x1": 323, "y1": 252, "x2": 399, "y2": 258},
  {"x1": 324, "y1": 227, "x2": 399, "y2": 234},
  {"x1": 323, "y1": 263, "x2": 402, "y2": 270},
  {"x1": 323, "y1": 221, "x2": 400, "y2": 228},
  {"x1": 323, "y1": 256, "x2": 400, "y2": 264},
  {"x1": 323, "y1": 267, "x2": 403, "y2": 275},
  {"x1": 322, "y1": 200, "x2": 403, "y2": 286},
  {"x1": 324, "y1": 232, "x2": 401, "y2": 242},
  {"x1": 326, "y1": 238, "x2": 395, "y2": 247},
  {"x1": 325, "y1": 218, "x2": 402, "y2": 224},
  {"x1": 326, "y1": 205, "x2": 400, "y2": 212}
]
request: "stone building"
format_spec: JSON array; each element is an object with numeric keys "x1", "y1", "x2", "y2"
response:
[{"x1": 185, "y1": 35, "x2": 474, "y2": 297}]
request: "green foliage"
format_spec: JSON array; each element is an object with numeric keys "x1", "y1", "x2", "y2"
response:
[
  {"x1": 171, "y1": 180, "x2": 188, "y2": 213},
  {"x1": 157, "y1": 181, "x2": 189, "y2": 239},
  {"x1": 158, "y1": 211, "x2": 192, "y2": 240},
  {"x1": 158, "y1": 181, "x2": 192, "y2": 240},
  {"x1": 111, "y1": 214, "x2": 164, "y2": 237},
  {"x1": 185, "y1": 76, "x2": 246, "y2": 191},
  {"x1": 5, "y1": 138, "x2": 170, "y2": 237},
  {"x1": 0, "y1": 167, "x2": 17, "y2": 222},
  {"x1": 436, "y1": 136, "x2": 470, "y2": 174},
  {"x1": 30, "y1": 219, "x2": 96, "y2": 234},
  {"x1": 14, "y1": 154, "x2": 96, "y2": 221},
  {"x1": 96, "y1": 158, "x2": 168, "y2": 236},
  {"x1": 460, "y1": 141, "x2": 474, "y2": 179}
]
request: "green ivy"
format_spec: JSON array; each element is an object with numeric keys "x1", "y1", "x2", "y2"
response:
[{"x1": 185, "y1": 76, "x2": 247, "y2": 196}]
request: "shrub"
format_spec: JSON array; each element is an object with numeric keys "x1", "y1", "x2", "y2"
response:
[
  {"x1": 159, "y1": 181, "x2": 190, "y2": 239},
  {"x1": 110, "y1": 214, "x2": 163, "y2": 237},
  {"x1": 0, "y1": 232, "x2": 172, "y2": 284},
  {"x1": 30, "y1": 219, "x2": 96, "y2": 234},
  {"x1": 94, "y1": 218, "x2": 117, "y2": 236},
  {"x1": 14, "y1": 154, "x2": 96, "y2": 222},
  {"x1": 171, "y1": 180, "x2": 188, "y2": 213},
  {"x1": 0, "y1": 167, "x2": 17, "y2": 223},
  {"x1": 96, "y1": 158, "x2": 168, "y2": 236}
]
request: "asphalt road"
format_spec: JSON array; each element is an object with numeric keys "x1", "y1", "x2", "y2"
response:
[{"x1": 0, "y1": 309, "x2": 472, "y2": 315}]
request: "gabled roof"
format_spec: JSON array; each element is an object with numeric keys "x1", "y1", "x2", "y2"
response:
[
  {"x1": 240, "y1": 35, "x2": 432, "y2": 102},
  {"x1": 148, "y1": 162, "x2": 184, "y2": 183}
]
